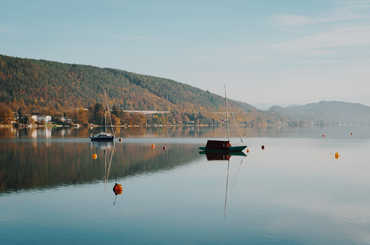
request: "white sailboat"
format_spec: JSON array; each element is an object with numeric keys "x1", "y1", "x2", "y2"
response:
[
  {"x1": 90, "y1": 89, "x2": 115, "y2": 142},
  {"x1": 199, "y1": 86, "x2": 246, "y2": 152}
]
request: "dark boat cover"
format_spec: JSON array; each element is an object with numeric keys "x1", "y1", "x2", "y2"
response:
[{"x1": 206, "y1": 140, "x2": 231, "y2": 150}]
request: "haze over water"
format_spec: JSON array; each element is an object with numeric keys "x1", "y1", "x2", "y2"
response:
[{"x1": 1, "y1": 127, "x2": 370, "y2": 244}]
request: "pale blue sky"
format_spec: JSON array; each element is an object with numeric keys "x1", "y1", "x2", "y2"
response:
[{"x1": 1, "y1": 0, "x2": 370, "y2": 107}]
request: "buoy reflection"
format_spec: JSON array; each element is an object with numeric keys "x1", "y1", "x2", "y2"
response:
[{"x1": 335, "y1": 152, "x2": 340, "y2": 159}]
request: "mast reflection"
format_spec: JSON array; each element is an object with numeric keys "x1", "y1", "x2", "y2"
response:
[
  {"x1": 91, "y1": 142, "x2": 124, "y2": 205},
  {"x1": 91, "y1": 141, "x2": 115, "y2": 184},
  {"x1": 200, "y1": 151, "x2": 247, "y2": 219}
]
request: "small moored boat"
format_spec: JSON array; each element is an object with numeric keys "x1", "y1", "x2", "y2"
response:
[
  {"x1": 90, "y1": 132, "x2": 114, "y2": 142},
  {"x1": 199, "y1": 140, "x2": 246, "y2": 152},
  {"x1": 89, "y1": 88, "x2": 115, "y2": 142},
  {"x1": 199, "y1": 86, "x2": 246, "y2": 153}
]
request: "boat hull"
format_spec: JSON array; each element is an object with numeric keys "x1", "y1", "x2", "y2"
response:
[
  {"x1": 199, "y1": 145, "x2": 246, "y2": 152},
  {"x1": 199, "y1": 151, "x2": 247, "y2": 156},
  {"x1": 90, "y1": 136, "x2": 114, "y2": 142}
]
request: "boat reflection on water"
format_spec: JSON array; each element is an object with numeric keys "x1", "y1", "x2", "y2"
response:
[
  {"x1": 90, "y1": 141, "x2": 114, "y2": 151},
  {"x1": 199, "y1": 151, "x2": 246, "y2": 161},
  {"x1": 200, "y1": 150, "x2": 247, "y2": 219},
  {"x1": 91, "y1": 141, "x2": 115, "y2": 184},
  {"x1": 91, "y1": 141, "x2": 121, "y2": 205}
]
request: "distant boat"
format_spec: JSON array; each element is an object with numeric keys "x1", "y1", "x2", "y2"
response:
[
  {"x1": 90, "y1": 132, "x2": 114, "y2": 142},
  {"x1": 90, "y1": 89, "x2": 115, "y2": 142},
  {"x1": 199, "y1": 86, "x2": 246, "y2": 153}
]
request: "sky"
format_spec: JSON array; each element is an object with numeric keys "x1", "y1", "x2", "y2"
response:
[{"x1": 1, "y1": 0, "x2": 370, "y2": 108}]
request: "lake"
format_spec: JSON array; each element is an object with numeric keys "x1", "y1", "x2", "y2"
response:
[{"x1": 1, "y1": 127, "x2": 370, "y2": 244}]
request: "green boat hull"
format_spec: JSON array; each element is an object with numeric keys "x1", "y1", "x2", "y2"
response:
[
  {"x1": 199, "y1": 150, "x2": 247, "y2": 156},
  {"x1": 198, "y1": 145, "x2": 246, "y2": 152}
]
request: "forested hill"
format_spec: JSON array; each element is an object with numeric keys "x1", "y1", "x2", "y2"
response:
[{"x1": 0, "y1": 54, "x2": 255, "y2": 116}]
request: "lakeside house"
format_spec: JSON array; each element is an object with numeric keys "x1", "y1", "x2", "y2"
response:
[
  {"x1": 31, "y1": 115, "x2": 52, "y2": 123},
  {"x1": 59, "y1": 116, "x2": 72, "y2": 124}
]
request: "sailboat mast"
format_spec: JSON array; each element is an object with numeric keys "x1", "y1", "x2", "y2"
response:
[
  {"x1": 224, "y1": 85, "x2": 230, "y2": 140},
  {"x1": 103, "y1": 87, "x2": 115, "y2": 137},
  {"x1": 104, "y1": 89, "x2": 107, "y2": 132}
]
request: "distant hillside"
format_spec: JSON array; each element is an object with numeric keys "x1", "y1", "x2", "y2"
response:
[
  {"x1": 0, "y1": 54, "x2": 255, "y2": 116},
  {"x1": 269, "y1": 101, "x2": 370, "y2": 124}
]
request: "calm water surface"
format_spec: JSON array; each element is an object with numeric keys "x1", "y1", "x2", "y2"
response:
[{"x1": 1, "y1": 127, "x2": 370, "y2": 244}]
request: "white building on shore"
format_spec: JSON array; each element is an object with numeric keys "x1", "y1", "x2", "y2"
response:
[{"x1": 31, "y1": 115, "x2": 52, "y2": 123}]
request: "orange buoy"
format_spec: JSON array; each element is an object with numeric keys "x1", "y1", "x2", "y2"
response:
[
  {"x1": 246, "y1": 148, "x2": 250, "y2": 153},
  {"x1": 261, "y1": 145, "x2": 265, "y2": 150},
  {"x1": 92, "y1": 153, "x2": 98, "y2": 160},
  {"x1": 113, "y1": 183, "x2": 123, "y2": 195},
  {"x1": 151, "y1": 144, "x2": 156, "y2": 149},
  {"x1": 335, "y1": 152, "x2": 340, "y2": 159}
]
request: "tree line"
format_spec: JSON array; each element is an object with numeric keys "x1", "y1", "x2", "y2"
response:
[
  {"x1": 0, "y1": 54, "x2": 282, "y2": 127},
  {"x1": 0, "y1": 102, "x2": 229, "y2": 126}
]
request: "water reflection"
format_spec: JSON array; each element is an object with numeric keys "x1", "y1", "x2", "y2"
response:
[
  {"x1": 2, "y1": 137, "x2": 370, "y2": 244},
  {"x1": 201, "y1": 151, "x2": 247, "y2": 219},
  {"x1": 2, "y1": 126, "x2": 370, "y2": 139},
  {"x1": 91, "y1": 141, "x2": 116, "y2": 185},
  {"x1": 199, "y1": 151, "x2": 246, "y2": 161},
  {"x1": 90, "y1": 141, "x2": 124, "y2": 206},
  {"x1": 0, "y1": 140, "x2": 200, "y2": 193}
]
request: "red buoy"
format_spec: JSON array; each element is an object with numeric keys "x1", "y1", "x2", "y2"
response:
[{"x1": 113, "y1": 183, "x2": 123, "y2": 195}]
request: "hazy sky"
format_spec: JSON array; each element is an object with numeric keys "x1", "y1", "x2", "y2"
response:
[{"x1": 1, "y1": 0, "x2": 370, "y2": 107}]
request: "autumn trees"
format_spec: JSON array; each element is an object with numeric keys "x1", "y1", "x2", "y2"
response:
[
  {"x1": 0, "y1": 103, "x2": 14, "y2": 124},
  {"x1": 0, "y1": 54, "x2": 279, "y2": 126}
]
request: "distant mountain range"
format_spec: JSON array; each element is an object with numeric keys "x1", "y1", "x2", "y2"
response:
[{"x1": 268, "y1": 101, "x2": 370, "y2": 124}]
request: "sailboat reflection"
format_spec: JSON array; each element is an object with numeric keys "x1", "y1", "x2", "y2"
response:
[
  {"x1": 91, "y1": 141, "x2": 115, "y2": 184},
  {"x1": 91, "y1": 141, "x2": 122, "y2": 205},
  {"x1": 199, "y1": 151, "x2": 246, "y2": 161},
  {"x1": 200, "y1": 151, "x2": 247, "y2": 219},
  {"x1": 91, "y1": 141, "x2": 114, "y2": 151}
]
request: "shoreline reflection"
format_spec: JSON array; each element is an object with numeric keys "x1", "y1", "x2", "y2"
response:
[
  {"x1": 2, "y1": 126, "x2": 370, "y2": 139},
  {"x1": 0, "y1": 141, "x2": 200, "y2": 194}
]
